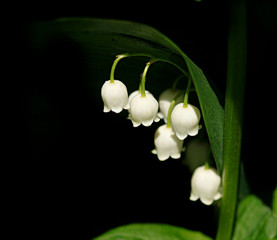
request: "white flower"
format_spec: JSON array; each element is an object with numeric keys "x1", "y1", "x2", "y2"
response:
[
  {"x1": 158, "y1": 88, "x2": 184, "y2": 123},
  {"x1": 129, "y1": 92, "x2": 159, "y2": 127},
  {"x1": 190, "y1": 165, "x2": 222, "y2": 205},
  {"x1": 152, "y1": 124, "x2": 184, "y2": 161},
  {"x1": 127, "y1": 90, "x2": 149, "y2": 121},
  {"x1": 171, "y1": 103, "x2": 201, "y2": 140},
  {"x1": 101, "y1": 80, "x2": 129, "y2": 113}
]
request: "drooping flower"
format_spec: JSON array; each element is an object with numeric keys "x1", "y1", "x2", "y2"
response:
[
  {"x1": 129, "y1": 92, "x2": 159, "y2": 127},
  {"x1": 101, "y1": 80, "x2": 129, "y2": 113},
  {"x1": 152, "y1": 124, "x2": 184, "y2": 161},
  {"x1": 171, "y1": 103, "x2": 201, "y2": 140},
  {"x1": 190, "y1": 165, "x2": 222, "y2": 205},
  {"x1": 157, "y1": 88, "x2": 184, "y2": 123}
]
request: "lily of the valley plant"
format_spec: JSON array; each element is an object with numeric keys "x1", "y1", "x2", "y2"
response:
[{"x1": 101, "y1": 54, "x2": 221, "y2": 206}]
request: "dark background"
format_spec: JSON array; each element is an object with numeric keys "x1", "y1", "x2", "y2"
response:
[{"x1": 12, "y1": 0, "x2": 277, "y2": 239}]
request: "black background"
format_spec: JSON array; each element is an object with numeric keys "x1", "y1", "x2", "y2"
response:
[{"x1": 11, "y1": 0, "x2": 277, "y2": 239}]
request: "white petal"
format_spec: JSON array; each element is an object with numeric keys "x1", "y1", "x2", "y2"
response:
[
  {"x1": 171, "y1": 153, "x2": 181, "y2": 159},
  {"x1": 123, "y1": 102, "x2": 130, "y2": 110},
  {"x1": 189, "y1": 192, "x2": 199, "y2": 201},
  {"x1": 213, "y1": 192, "x2": 222, "y2": 200},
  {"x1": 157, "y1": 153, "x2": 170, "y2": 161},
  {"x1": 176, "y1": 132, "x2": 188, "y2": 140},
  {"x1": 142, "y1": 119, "x2": 154, "y2": 127},
  {"x1": 154, "y1": 116, "x2": 160, "y2": 122},
  {"x1": 157, "y1": 112, "x2": 164, "y2": 119},
  {"x1": 103, "y1": 105, "x2": 110, "y2": 113},
  {"x1": 200, "y1": 197, "x2": 214, "y2": 206},
  {"x1": 111, "y1": 106, "x2": 123, "y2": 113},
  {"x1": 188, "y1": 126, "x2": 199, "y2": 136},
  {"x1": 152, "y1": 149, "x2": 157, "y2": 155},
  {"x1": 132, "y1": 120, "x2": 141, "y2": 127}
]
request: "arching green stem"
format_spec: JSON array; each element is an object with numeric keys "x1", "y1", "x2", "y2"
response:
[
  {"x1": 109, "y1": 53, "x2": 152, "y2": 83},
  {"x1": 110, "y1": 55, "x2": 125, "y2": 83},
  {"x1": 166, "y1": 91, "x2": 184, "y2": 128},
  {"x1": 140, "y1": 58, "x2": 158, "y2": 97},
  {"x1": 109, "y1": 52, "x2": 189, "y2": 84},
  {"x1": 183, "y1": 78, "x2": 192, "y2": 108}
]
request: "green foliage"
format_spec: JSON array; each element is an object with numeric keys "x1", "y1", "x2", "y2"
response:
[
  {"x1": 216, "y1": 1, "x2": 247, "y2": 239},
  {"x1": 233, "y1": 195, "x2": 277, "y2": 240},
  {"x1": 273, "y1": 187, "x2": 277, "y2": 215},
  {"x1": 93, "y1": 223, "x2": 212, "y2": 240},
  {"x1": 31, "y1": 18, "x2": 224, "y2": 173}
]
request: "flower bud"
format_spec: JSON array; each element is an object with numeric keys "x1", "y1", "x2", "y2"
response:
[
  {"x1": 129, "y1": 92, "x2": 159, "y2": 127},
  {"x1": 101, "y1": 80, "x2": 129, "y2": 113},
  {"x1": 171, "y1": 103, "x2": 201, "y2": 140},
  {"x1": 158, "y1": 88, "x2": 184, "y2": 123},
  {"x1": 152, "y1": 124, "x2": 184, "y2": 161},
  {"x1": 190, "y1": 165, "x2": 221, "y2": 205}
]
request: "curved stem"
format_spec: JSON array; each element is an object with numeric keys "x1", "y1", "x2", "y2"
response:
[
  {"x1": 140, "y1": 59, "x2": 158, "y2": 97},
  {"x1": 109, "y1": 53, "x2": 151, "y2": 83},
  {"x1": 110, "y1": 52, "x2": 189, "y2": 82},
  {"x1": 110, "y1": 55, "x2": 124, "y2": 83},
  {"x1": 140, "y1": 57, "x2": 190, "y2": 97},
  {"x1": 183, "y1": 78, "x2": 192, "y2": 108}
]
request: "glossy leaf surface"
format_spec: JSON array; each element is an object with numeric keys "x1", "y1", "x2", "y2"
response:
[
  {"x1": 233, "y1": 195, "x2": 277, "y2": 240},
  {"x1": 31, "y1": 18, "x2": 224, "y2": 172},
  {"x1": 94, "y1": 223, "x2": 212, "y2": 240}
]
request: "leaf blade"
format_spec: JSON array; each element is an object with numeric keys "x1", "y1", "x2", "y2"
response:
[
  {"x1": 233, "y1": 195, "x2": 277, "y2": 240},
  {"x1": 31, "y1": 18, "x2": 224, "y2": 172},
  {"x1": 93, "y1": 223, "x2": 212, "y2": 240}
]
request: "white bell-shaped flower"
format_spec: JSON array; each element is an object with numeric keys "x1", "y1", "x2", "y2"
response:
[
  {"x1": 171, "y1": 103, "x2": 201, "y2": 140},
  {"x1": 101, "y1": 80, "x2": 129, "y2": 113},
  {"x1": 190, "y1": 165, "x2": 222, "y2": 205},
  {"x1": 129, "y1": 92, "x2": 159, "y2": 127},
  {"x1": 152, "y1": 124, "x2": 184, "y2": 161},
  {"x1": 127, "y1": 90, "x2": 149, "y2": 121},
  {"x1": 158, "y1": 88, "x2": 184, "y2": 123}
]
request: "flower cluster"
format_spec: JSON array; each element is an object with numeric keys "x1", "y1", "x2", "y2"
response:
[{"x1": 101, "y1": 54, "x2": 221, "y2": 205}]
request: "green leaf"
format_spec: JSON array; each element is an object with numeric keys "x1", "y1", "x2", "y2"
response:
[
  {"x1": 93, "y1": 223, "x2": 212, "y2": 240},
  {"x1": 182, "y1": 56, "x2": 224, "y2": 172},
  {"x1": 233, "y1": 195, "x2": 277, "y2": 240},
  {"x1": 273, "y1": 186, "x2": 277, "y2": 215},
  {"x1": 31, "y1": 18, "x2": 224, "y2": 172}
]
